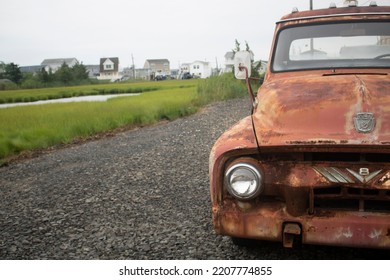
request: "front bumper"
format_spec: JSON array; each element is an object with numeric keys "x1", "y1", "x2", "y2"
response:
[{"x1": 214, "y1": 201, "x2": 390, "y2": 249}]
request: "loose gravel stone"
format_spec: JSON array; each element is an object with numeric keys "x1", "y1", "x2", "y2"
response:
[{"x1": 0, "y1": 97, "x2": 387, "y2": 259}]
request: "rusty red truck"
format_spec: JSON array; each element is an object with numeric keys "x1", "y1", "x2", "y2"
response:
[{"x1": 210, "y1": 3, "x2": 390, "y2": 249}]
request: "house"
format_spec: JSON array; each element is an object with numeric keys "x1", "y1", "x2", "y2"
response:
[
  {"x1": 122, "y1": 67, "x2": 152, "y2": 80},
  {"x1": 20, "y1": 65, "x2": 44, "y2": 74},
  {"x1": 178, "y1": 63, "x2": 191, "y2": 78},
  {"x1": 189, "y1": 61, "x2": 212, "y2": 79},
  {"x1": 98, "y1": 57, "x2": 121, "y2": 81},
  {"x1": 180, "y1": 63, "x2": 191, "y2": 73},
  {"x1": 254, "y1": 60, "x2": 268, "y2": 75},
  {"x1": 224, "y1": 51, "x2": 235, "y2": 73},
  {"x1": 85, "y1": 65, "x2": 100, "y2": 78},
  {"x1": 379, "y1": 36, "x2": 390, "y2": 45},
  {"x1": 144, "y1": 59, "x2": 170, "y2": 79},
  {"x1": 223, "y1": 50, "x2": 256, "y2": 74},
  {"x1": 41, "y1": 58, "x2": 78, "y2": 73},
  {"x1": 178, "y1": 61, "x2": 212, "y2": 79}
]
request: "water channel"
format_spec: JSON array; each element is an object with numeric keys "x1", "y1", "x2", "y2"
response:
[{"x1": 0, "y1": 93, "x2": 140, "y2": 109}]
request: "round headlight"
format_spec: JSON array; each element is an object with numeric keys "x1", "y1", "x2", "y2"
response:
[{"x1": 225, "y1": 163, "x2": 263, "y2": 200}]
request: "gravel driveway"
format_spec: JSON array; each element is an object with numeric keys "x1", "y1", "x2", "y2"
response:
[{"x1": 0, "y1": 97, "x2": 387, "y2": 259}]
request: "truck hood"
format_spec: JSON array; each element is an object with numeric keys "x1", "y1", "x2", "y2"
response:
[{"x1": 253, "y1": 73, "x2": 390, "y2": 146}]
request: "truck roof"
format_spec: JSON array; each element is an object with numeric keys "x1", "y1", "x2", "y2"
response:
[{"x1": 278, "y1": 5, "x2": 390, "y2": 23}]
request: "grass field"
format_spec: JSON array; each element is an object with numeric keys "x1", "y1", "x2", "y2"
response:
[
  {"x1": 0, "y1": 80, "x2": 197, "y2": 104},
  {"x1": 0, "y1": 76, "x2": 246, "y2": 162}
]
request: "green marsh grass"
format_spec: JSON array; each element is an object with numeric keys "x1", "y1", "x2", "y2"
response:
[
  {"x1": 0, "y1": 76, "x2": 250, "y2": 161},
  {"x1": 196, "y1": 73, "x2": 247, "y2": 106},
  {"x1": 0, "y1": 86, "x2": 197, "y2": 160}
]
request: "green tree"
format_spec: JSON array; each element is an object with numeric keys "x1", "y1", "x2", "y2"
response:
[
  {"x1": 232, "y1": 39, "x2": 241, "y2": 55},
  {"x1": 37, "y1": 67, "x2": 53, "y2": 84},
  {"x1": 245, "y1": 41, "x2": 251, "y2": 52},
  {"x1": 71, "y1": 62, "x2": 89, "y2": 81},
  {"x1": 0, "y1": 61, "x2": 5, "y2": 78},
  {"x1": 4, "y1": 63, "x2": 23, "y2": 84},
  {"x1": 55, "y1": 62, "x2": 73, "y2": 85},
  {"x1": 245, "y1": 41, "x2": 262, "y2": 78}
]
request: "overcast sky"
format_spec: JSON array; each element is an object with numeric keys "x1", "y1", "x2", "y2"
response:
[{"x1": 1, "y1": 0, "x2": 390, "y2": 69}]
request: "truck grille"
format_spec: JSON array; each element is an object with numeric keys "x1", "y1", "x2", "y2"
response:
[
  {"x1": 310, "y1": 186, "x2": 390, "y2": 213},
  {"x1": 257, "y1": 150, "x2": 390, "y2": 214}
]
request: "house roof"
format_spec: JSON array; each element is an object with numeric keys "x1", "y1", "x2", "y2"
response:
[
  {"x1": 224, "y1": 52, "x2": 234, "y2": 59},
  {"x1": 41, "y1": 58, "x2": 78, "y2": 66},
  {"x1": 99, "y1": 57, "x2": 119, "y2": 72},
  {"x1": 85, "y1": 65, "x2": 100, "y2": 71},
  {"x1": 145, "y1": 59, "x2": 170, "y2": 64},
  {"x1": 191, "y1": 60, "x2": 209, "y2": 65},
  {"x1": 100, "y1": 57, "x2": 119, "y2": 65},
  {"x1": 20, "y1": 65, "x2": 44, "y2": 73}
]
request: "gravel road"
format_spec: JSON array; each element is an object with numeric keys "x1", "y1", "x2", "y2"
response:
[{"x1": 0, "y1": 97, "x2": 387, "y2": 259}]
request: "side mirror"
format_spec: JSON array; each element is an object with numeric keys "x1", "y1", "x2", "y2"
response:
[{"x1": 234, "y1": 51, "x2": 252, "y2": 80}]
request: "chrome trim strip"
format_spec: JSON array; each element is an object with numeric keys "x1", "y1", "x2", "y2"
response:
[
  {"x1": 346, "y1": 168, "x2": 364, "y2": 183},
  {"x1": 366, "y1": 169, "x2": 383, "y2": 183},
  {"x1": 346, "y1": 168, "x2": 382, "y2": 183},
  {"x1": 329, "y1": 167, "x2": 354, "y2": 184},
  {"x1": 314, "y1": 167, "x2": 355, "y2": 184}
]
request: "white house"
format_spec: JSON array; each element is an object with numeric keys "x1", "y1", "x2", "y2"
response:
[
  {"x1": 98, "y1": 57, "x2": 122, "y2": 81},
  {"x1": 223, "y1": 52, "x2": 235, "y2": 73},
  {"x1": 41, "y1": 58, "x2": 78, "y2": 73},
  {"x1": 190, "y1": 61, "x2": 212, "y2": 78},
  {"x1": 223, "y1": 51, "x2": 257, "y2": 74},
  {"x1": 180, "y1": 63, "x2": 191, "y2": 74}
]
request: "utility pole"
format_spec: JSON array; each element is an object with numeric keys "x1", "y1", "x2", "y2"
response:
[
  {"x1": 131, "y1": 54, "x2": 135, "y2": 79},
  {"x1": 310, "y1": 0, "x2": 314, "y2": 51}
]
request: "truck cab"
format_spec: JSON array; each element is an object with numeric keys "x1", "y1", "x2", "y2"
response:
[{"x1": 210, "y1": 3, "x2": 390, "y2": 248}]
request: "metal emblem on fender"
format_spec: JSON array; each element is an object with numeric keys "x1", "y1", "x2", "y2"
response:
[
  {"x1": 354, "y1": 112, "x2": 375, "y2": 133},
  {"x1": 314, "y1": 167, "x2": 382, "y2": 184},
  {"x1": 346, "y1": 168, "x2": 382, "y2": 184}
]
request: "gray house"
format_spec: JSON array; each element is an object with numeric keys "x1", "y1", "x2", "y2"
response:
[
  {"x1": 122, "y1": 67, "x2": 152, "y2": 80},
  {"x1": 20, "y1": 65, "x2": 44, "y2": 74},
  {"x1": 41, "y1": 58, "x2": 79, "y2": 73},
  {"x1": 144, "y1": 59, "x2": 170, "y2": 78},
  {"x1": 85, "y1": 65, "x2": 100, "y2": 78}
]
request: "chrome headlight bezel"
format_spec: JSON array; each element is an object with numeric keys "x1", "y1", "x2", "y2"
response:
[{"x1": 224, "y1": 162, "x2": 264, "y2": 200}]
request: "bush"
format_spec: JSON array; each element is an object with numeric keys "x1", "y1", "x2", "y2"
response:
[
  {"x1": 0, "y1": 80, "x2": 18, "y2": 91},
  {"x1": 21, "y1": 79, "x2": 44, "y2": 89},
  {"x1": 195, "y1": 73, "x2": 247, "y2": 106}
]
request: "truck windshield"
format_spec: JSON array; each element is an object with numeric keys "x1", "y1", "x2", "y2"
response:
[{"x1": 272, "y1": 21, "x2": 390, "y2": 72}]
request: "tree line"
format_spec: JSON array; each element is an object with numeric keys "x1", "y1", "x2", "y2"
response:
[{"x1": 0, "y1": 61, "x2": 91, "y2": 90}]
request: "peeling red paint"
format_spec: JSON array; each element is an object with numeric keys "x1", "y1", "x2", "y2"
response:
[{"x1": 254, "y1": 74, "x2": 390, "y2": 146}]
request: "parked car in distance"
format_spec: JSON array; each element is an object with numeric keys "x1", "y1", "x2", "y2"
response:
[
  {"x1": 155, "y1": 75, "x2": 167, "y2": 81},
  {"x1": 209, "y1": 3, "x2": 390, "y2": 249},
  {"x1": 181, "y1": 72, "x2": 192, "y2": 79}
]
